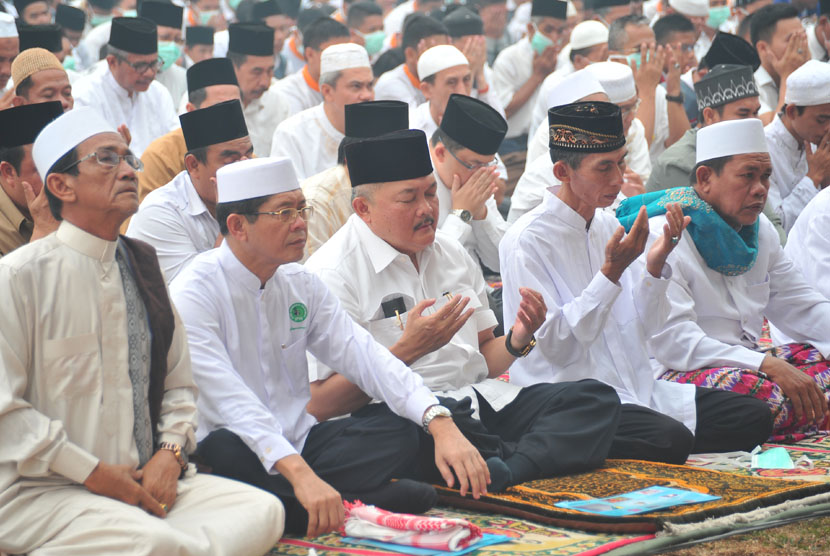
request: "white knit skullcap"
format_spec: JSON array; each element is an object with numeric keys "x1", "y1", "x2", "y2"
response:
[
  {"x1": 320, "y1": 43, "x2": 371, "y2": 76},
  {"x1": 547, "y1": 68, "x2": 606, "y2": 108},
  {"x1": 668, "y1": 0, "x2": 709, "y2": 17},
  {"x1": 784, "y1": 60, "x2": 830, "y2": 106},
  {"x1": 417, "y1": 44, "x2": 468, "y2": 81},
  {"x1": 585, "y1": 61, "x2": 636, "y2": 104},
  {"x1": 33, "y1": 108, "x2": 117, "y2": 180},
  {"x1": 570, "y1": 20, "x2": 608, "y2": 50}
]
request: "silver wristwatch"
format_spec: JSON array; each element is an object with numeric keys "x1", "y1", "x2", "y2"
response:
[
  {"x1": 422, "y1": 404, "x2": 452, "y2": 433},
  {"x1": 451, "y1": 209, "x2": 472, "y2": 223}
]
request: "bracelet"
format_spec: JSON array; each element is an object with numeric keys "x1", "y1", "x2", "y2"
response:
[
  {"x1": 665, "y1": 93, "x2": 684, "y2": 104},
  {"x1": 505, "y1": 327, "x2": 536, "y2": 357}
]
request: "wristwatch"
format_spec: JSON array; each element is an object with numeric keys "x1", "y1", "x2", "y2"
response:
[
  {"x1": 665, "y1": 93, "x2": 684, "y2": 104},
  {"x1": 505, "y1": 327, "x2": 537, "y2": 358},
  {"x1": 422, "y1": 404, "x2": 452, "y2": 433},
  {"x1": 452, "y1": 209, "x2": 472, "y2": 223},
  {"x1": 158, "y1": 442, "x2": 188, "y2": 472}
]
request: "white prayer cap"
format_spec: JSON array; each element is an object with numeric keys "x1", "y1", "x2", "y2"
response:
[
  {"x1": 585, "y1": 62, "x2": 636, "y2": 104},
  {"x1": 33, "y1": 108, "x2": 117, "y2": 180},
  {"x1": 319, "y1": 43, "x2": 371, "y2": 76},
  {"x1": 216, "y1": 157, "x2": 299, "y2": 204},
  {"x1": 417, "y1": 45, "x2": 468, "y2": 81},
  {"x1": 0, "y1": 12, "x2": 17, "y2": 38},
  {"x1": 570, "y1": 20, "x2": 609, "y2": 50},
  {"x1": 566, "y1": 1, "x2": 577, "y2": 17},
  {"x1": 668, "y1": 0, "x2": 709, "y2": 17},
  {"x1": 784, "y1": 60, "x2": 830, "y2": 106},
  {"x1": 696, "y1": 119, "x2": 768, "y2": 164},
  {"x1": 547, "y1": 68, "x2": 606, "y2": 108}
]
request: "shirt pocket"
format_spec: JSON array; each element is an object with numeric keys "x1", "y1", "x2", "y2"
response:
[
  {"x1": 279, "y1": 336, "x2": 310, "y2": 396},
  {"x1": 744, "y1": 273, "x2": 772, "y2": 307},
  {"x1": 367, "y1": 314, "x2": 407, "y2": 350},
  {"x1": 42, "y1": 333, "x2": 101, "y2": 400}
]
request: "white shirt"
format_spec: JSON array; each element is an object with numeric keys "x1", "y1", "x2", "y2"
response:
[
  {"x1": 306, "y1": 214, "x2": 519, "y2": 416},
  {"x1": 694, "y1": 32, "x2": 712, "y2": 63},
  {"x1": 274, "y1": 68, "x2": 323, "y2": 116},
  {"x1": 243, "y1": 84, "x2": 291, "y2": 157},
  {"x1": 156, "y1": 63, "x2": 188, "y2": 108},
  {"x1": 169, "y1": 241, "x2": 438, "y2": 471},
  {"x1": 0, "y1": 221, "x2": 196, "y2": 505},
  {"x1": 271, "y1": 103, "x2": 343, "y2": 180},
  {"x1": 805, "y1": 20, "x2": 828, "y2": 61},
  {"x1": 435, "y1": 171, "x2": 508, "y2": 271},
  {"x1": 383, "y1": 0, "x2": 415, "y2": 36},
  {"x1": 493, "y1": 37, "x2": 537, "y2": 138},
  {"x1": 783, "y1": 186, "x2": 830, "y2": 300},
  {"x1": 528, "y1": 64, "x2": 573, "y2": 139},
  {"x1": 73, "y1": 70, "x2": 179, "y2": 157},
  {"x1": 126, "y1": 170, "x2": 219, "y2": 283},
  {"x1": 500, "y1": 189, "x2": 696, "y2": 432},
  {"x1": 374, "y1": 64, "x2": 424, "y2": 109},
  {"x1": 280, "y1": 37, "x2": 306, "y2": 77},
  {"x1": 75, "y1": 20, "x2": 111, "y2": 71},
  {"x1": 649, "y1": 85, "x2": 671, "y2": 162},
  {"x1": 646, "y1": 213, "x2": 830, "y2": 374},
  {"x1": 765, "y1": 115, "x2": 818, "y2": 232},
  {"x1": 754, "y1": 65, "x2": 778, "y2": 114}
]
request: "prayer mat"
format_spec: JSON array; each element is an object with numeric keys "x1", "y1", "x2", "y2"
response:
[
  {"x1": 433, "y1": 459, "x2": 830, "y2": 534},
  {"x1": 270, "y1": 508, "x2": 654, "y2": 555}
]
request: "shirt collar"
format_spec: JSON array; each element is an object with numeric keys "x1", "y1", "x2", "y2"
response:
[
  {"x1": 56, "y1": 220, "x2": 118, "y2": 262},
  {"x1": 771, "y1": 114, "x2": 803, "y2": 153},
  {"x1": 543, "y1": 185, "x2": 595, "y2": 232},
  {"x1": 181, "y1": 172, "x2": 211, "y2": 217},
  {"x1": 104, "y1": 69, "x2": 136, "y2": 102},
  {"x1": 217, "y1": 240, "x2": 266, "y2": 292},
  {"x1": 0, "y1": 183, "x2": 30, "y2": 235},
  {"x1": 754, "y1": 65, "x2": 775, "y2": 88},
  {"x1": 352, "y1": 214, "x2": 422, "y2": 274}
]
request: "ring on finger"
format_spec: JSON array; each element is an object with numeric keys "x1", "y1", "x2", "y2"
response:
[
  {"x1": 161, "y1": 503, "x2": 168, "y2": 511},
  {"x1": 671, "y1": 236, "x2": 679, "y2": 245}
]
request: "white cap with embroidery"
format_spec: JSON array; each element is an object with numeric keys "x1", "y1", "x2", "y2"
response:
[{"x1": 319, "y1": 43, "x2": 371, "y2": 76}]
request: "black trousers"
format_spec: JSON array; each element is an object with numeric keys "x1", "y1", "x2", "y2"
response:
[
  {"x1": 609, "y1": 386, "x2": 774, "y2": 464},
  {"x1": 414, "y1": 380, "x2": 622, "y2": 483},
  {"x1": 196, "y1": 403, "x2": 422, "y2": 535}
]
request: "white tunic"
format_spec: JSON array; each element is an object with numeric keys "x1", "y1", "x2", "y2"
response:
[
  {"x1": 306, "y1": 215, "x2": 519, "y2": 415},
  {"x1": 243, "y1": 84, "x2": 291, "y2": 157},
  {"x1": 73, "y1": 69, "x2": 179, "y2": 157},
  {"x1": 75, "y1": 20, "x2": 111, "y2": 71},
  {"x1": 806, "y1": 21, "x2": 828, "y2": 61},
  {"x1": 383, "y1": 0, "x2": 415, "y2": 36},
  {"x1": 126, "y1": 170, "x2": 219, "y2": 283},
  {"x1": 645, "y1": 213, "x2": 830, "y2": 374},
  {"x1": 155, "y1": 63, "x2": 188, "y2": 108},
  {"x1": 492, "y1": 37, "x2": 536, "y2": 139},
  {"x1": 499, "y1": 189, "x2": 697, "y2": 432},
  {"x1": 754, "y1": 65, "x2": 778, "y2": 114},
  {"x1": 270, "y1": 103, "x2": 343, "y2": 180},
  {"x1": 274, "y1": 68, "x2": 324, "y2": 116},
  {"x1": 374, "y1": 63, "x2": 424, "y2": 109},
  {"x1": 765, "y1": 115, "x2": 818, "y2": 232},
  {"x1": 169, "y1": 242, "x2": 438, "y2": 471},
  {"x1": 528, "y1": 64, "x2": 573, "y2": 139},
  {"x1": 783, "y1": 186, "x2": 830, "y2": 300}
]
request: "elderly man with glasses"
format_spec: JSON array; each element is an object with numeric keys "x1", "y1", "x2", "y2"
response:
[{"x1": 73, "y1": 17, "x2": 179, "y2": 157}]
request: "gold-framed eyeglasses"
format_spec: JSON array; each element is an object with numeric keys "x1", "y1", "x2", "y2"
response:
[
  {"x1": 63, "y1": 149, "x2": 144, "y2": 172},
  {"x1": 249, "y1": 206, "x2": 314, "y2": 222},
  {"x1": 447, "y1": 148, "x2": 499, "y2": 171}
]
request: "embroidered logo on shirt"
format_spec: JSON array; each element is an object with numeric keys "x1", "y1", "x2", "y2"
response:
[{"x1": 289, "y1": 302, "x2": 308, "y2": 322}]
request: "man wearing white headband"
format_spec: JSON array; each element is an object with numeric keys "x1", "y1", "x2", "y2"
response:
[
  {"x1": 170, "y1": 156, "x2": 485, "y2": 538},
  {"x1": 0, "y1": 12, "x2": 19, "y2": 94},
  {"x1": 0, "y1": 108, "x2": 283, "y2": 554},
  {"x1": 271, "y1": 43, "x2": 374, "y2": 180},
  {"x1": 619, "y1": 118, "x2": 830, "y2": 442}
]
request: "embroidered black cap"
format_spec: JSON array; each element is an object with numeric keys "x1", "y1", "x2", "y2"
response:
[
  {"x1": 548, "y1": 101, "x2": 626, "y2": 154},
  {"x1": 180, "y1": 99, "x2": 249, "y2": 150},
  {"x1": 186, "y1": 57, "x2": 239, "y2": 93},
  {"x1": 346, "y1": 129, "x2": 434, "y2": 187},
  {"x1": 109, "y1": 17, "x2": 158, "y2": 55},
  {"x1": 345, "y1": 100, "x2": 409, "y2": 138},
  {"x1": 694, "y1": 64, "x2": 758, "y2": 112},
  {"x1": 440, "y1": 94, "x2": 507, "y2": 155}
]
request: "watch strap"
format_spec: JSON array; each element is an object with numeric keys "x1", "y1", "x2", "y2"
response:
[
  {"x1": 505, "y1": 327, "x2": 536, "y2": 357},
  {"x1": 665, "y1": 93, "x2": 684, "y2": 103}
]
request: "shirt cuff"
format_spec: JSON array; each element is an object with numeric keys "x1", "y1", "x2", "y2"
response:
[
  {"x1": 257, "y1": 435, "x2": 299, "y2": 475},
  {"x1": 49, "y1": 441, "x2": 100, "y2": 485},
  {"x1": 157, "y1": 432, "x2": 189, "y2": 452},
  {"x1": 588, "y1": 270, "x2": 623, "y2": 305},
  {"x1": 405, "y1": 389, "x2": 441, "y2": 429}
]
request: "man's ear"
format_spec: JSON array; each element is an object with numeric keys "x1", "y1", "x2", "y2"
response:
[
  {"x1": 105, "y1": 54, "x2": 118, "y2": 71},
  {"x1": 46, "y1": 172, "x2": 77, "y2": 207},
  {"x1": 0, "y1": 160, "x2": 18, "y2": 182},
  {"x1": 433, "y1": 142, "x2": 447, "y2": 163},
  {"x1": 419, "y1": 79, "x2": 432, "y2": 97},
  {"x1": 695, "y1": 164, "x2": 713, "y2": 194},
  {"x1": 320, "y1": 81, "x2": 335, "y2": 102},
  {"x1": 352, "y1": 195, "x2": 371, "y2": 221},
  {"x1": 552, "y1": 160, "x2": 570, "y2": 183},
  {"x1": 226, "y1": 213, "x2": 248, "y2": 241},
  {"x1": 526, "y1": 21, "x2": 535, "y2": 38},
  {"x1": 184, "y1": 153, "x2": 201, "y2": 175}
]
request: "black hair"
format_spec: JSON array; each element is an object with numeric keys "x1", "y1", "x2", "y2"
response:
[
  {"x1": 372, "y1": 46, "x2": 404, "y2": 78},
  {"x1": 750, "y1": 4, "x2": 798, "y2": 46},
  {"x1": 402, "y1": 14, "x2": 448, "y2": 51},
  {"x1": 302, "y1": 17, "x2": 350, "y2": 51},
  {"x1": 549, "y1": 147, "x2": 588, "y2": 170},
  {"x1": 43, "y1": 147, "x2": 80, "y2": 221},
  {"x1": 227, "y1": 51, "x2": 248, "y2": 68},
  {"x1": 429, "y1": 128, "x2": 464, "y2": 153},
  {"x1": 569, "y1": 44, "x2": 601, "y2": 63},
  {"x1": 691, "y1": 154, "x2": 734, "y2": 182},
  {"x1": 779, "y1": 103, "x2": 806, "y2": 117},
  {"x1": 0, "y1": 145, "x2": 25, "y2": 174},
  {"x1": 215, "y1": 194, "x2": 271, "y2": 235},
  {"x1": 185, "y1": 146, "x2": 209, "y2": 165},
  {"x1": 347, "y1": 1, "x2": 382, "y2": 28},
  {"x1": 653, "y1": 13, "x2": 695, "y2": 44},
  {"x1": 14, "y1": 75, "x2": 34, "y2": 98},
  {"x1": 737, "y1": 12, "x2": 755, "y2": 41}
]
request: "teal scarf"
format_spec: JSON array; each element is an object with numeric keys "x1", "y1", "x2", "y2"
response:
[{"x1": 616, "y1": 187, "x2": 759, "y2": 276}]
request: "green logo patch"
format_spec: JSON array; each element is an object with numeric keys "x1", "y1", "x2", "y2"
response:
[{"x1": 289, "y1": 302, "x2": 308, "y2": 323}]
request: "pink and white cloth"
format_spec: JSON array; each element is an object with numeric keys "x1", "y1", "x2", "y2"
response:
[{"x1": 341, "y1": 501, "x2": 483, "y2": 551}]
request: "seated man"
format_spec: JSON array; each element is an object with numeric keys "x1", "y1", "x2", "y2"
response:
[
  {"x1": 306, "y1": 129, "x2": 622, "y2": 491},
  {"x1": 618, "y1": 118, "x2": 830, "y2": 441},
  {"x1": 127, "y1": 99, "x2": 252, "y2": 282},
  {"x1": 0, "y1": 108, "x2": 283, "y2": 555},
  {"x1": 302, "y1": 99, "x2": 409, "y2": 258},
  {"x1": 10, "y1": 47, "x2": 73, "y2": 111},
  {"x1": 500, "y1": 102, "x2": 772, "y2": 464},
  {"x1": 271, "y1": 43, "x2": 374, "y2": 180},
  {"x1": 782, "y1": 184, "x2": 830, "y2": 300},
  {"x1": 170, "y1": 157, "x2": 488, "y2": 537}
]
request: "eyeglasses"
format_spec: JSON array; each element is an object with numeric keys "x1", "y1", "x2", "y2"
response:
[
  {"x1": 63, "y1": 149, "x2": 144, "y2": 172},
  {"x1": 447, "y1": 148, "x2": 498, "y2": 171},
  {"x1": 119, "y1": 56, "x2": 163, "y2": 74},
  {"x1": 248, "y1": 206, "x2": 314, "y2": 222}
]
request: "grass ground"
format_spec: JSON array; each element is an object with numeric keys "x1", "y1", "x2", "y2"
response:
[{"x1": 667, "y1": 516, "x2": 830, "y2": 555}]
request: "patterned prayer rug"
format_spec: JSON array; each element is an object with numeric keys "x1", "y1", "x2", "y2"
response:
[
  {"x1": 433, "y1": 459, "x2": 830, "y2": 533},
  {"x1": 270, "y1": 508, "x2": 654, "y2": 555}
]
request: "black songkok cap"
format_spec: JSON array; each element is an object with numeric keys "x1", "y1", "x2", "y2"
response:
[
  {"x1": 530, "y1": 0, "x2": 567, "y2": 20},
  {"x1": 109, "y1": 17, "x2": 158, "y2": 55},
  {"x1": 346, "y1": 129, "x2": 433, "y2": 187},
  {"x1": 278, "y1": 0, "x2": 302, "y2": 19},
  {"x1": 443, "y1": 7, "x2": 483, "y2": 38},
  {"x1": 13, "y1": 0, "x2": 43, "y2": 15},
  {"x1": 55, "y1": 4, "x2": 87, "y2": 32},
  {"x1": 18, "y1": 24, "x2": 63, "y2": 53},
  {"x1": 253, "y1": 0, "x2": 283, "y2": 21},
  {"x1": 584, "y1": 0, "x2": 629, "y2": 9},
  {"x1": 180, "y1": 99, "x2": 249, "y2": 150},
  {"x1": 440, "y1": 94, "x2": 507, "y2": 155},
  {"x1": 139, "y1": 0, "x2": 184, "y2": 29},
  {"x1": 548, "y1": 101, "x2": 626, "y2": 154},
  {"x1": 228, "y1": 23, "x2": 274, "y2": 56},
  {"x1": 186, "y1": 25, "x2": 215, "y2": 46},
  {"x1": 703, "y1": 32, "x2": 761, "y2": 72},
  {"x1": 297, "y1": 7, "x2": 327, "y2": 33},
  {"x1": 345, "y1": 100, "x2": 409, "y2": 138},
  {"x1": 694, "y1": 64, "x2": 758, "y2": 111},
  {"x1": 187, "y1": 57, "x2": 238, "y2": 93},
  {"x1": 0, "y1": 101, "x2": 63, "y2": 148}
]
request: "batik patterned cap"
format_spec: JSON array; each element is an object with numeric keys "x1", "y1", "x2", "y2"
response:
[
  {"x1": 694, "y1": 64, "x2": 758, "y2": 111},
  {"x1": 548, "y1": 101, "x2": 625, "y2": 153}
]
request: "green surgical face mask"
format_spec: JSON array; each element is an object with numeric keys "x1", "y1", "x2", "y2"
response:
[
  {"x1": 530, "y1": 27, "x2": 554, "y2": 55},
  {"x1": 707, "y1": 5, "x2": 730, "y2": 29},
  {"x1": 361, "y1": 30, "x2": 386, "y2": 56},
  {"x1": 158, "y1": 41, "x2": 183, "y2": 71},
  {"x1": 63, "y1": 55, "x2": 77, "y2": 71},
  {"x1": 90, "y1": 13, "x2": 113, "y2": 26},
  {"x1": 626, "y1": 51, "x2": 642, "y2": 69},
  {"x1": 199, "y1": 9, "x2": 220, "y2": 24},
  {"x1": 122, "y1": 9, "x2": 137, "y2": 17}
]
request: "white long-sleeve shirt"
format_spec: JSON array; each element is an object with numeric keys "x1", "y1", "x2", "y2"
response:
[
  {"x1": 271, "y1": 103, "x2": 343, "y2": 180},
  {"x1": 169, "y1": 241, "x2": 438, "y2": 472},
  {"x1": 754, "y1": 65, "x2": 778, "y2": 114},
  {"x1": 126, "y1": 170, "x2": 219, "y2": 283},
  {"x1": 274, "y1": 68, "x2": 323, "y2": 117},
  {"x1": 765, "y1": 115, "x2": 818, "y2": 232},
  {"x1": 782, "y1": 186, "x2": 830, "y2": 300},
  {"x1": 646, "y1": 213, "x2": 830, "y2": 375},
  {"x1": 528, "y1": 64, "x2": 573, "y2": 139},
  {"x1": 73, "y1": 69, "x2": 179, "y2": 158},
  {"x1": 243, "y1": 85, "x2": 291, "y2": 157},
  {"x1": 499, "y1": 189, "x2": 696, "y2": 431},
  {"x1": 374, "y1": 64, "x2": 424, "y2": 109},
  {"x1": 0, "y1": 221, "x2": 197, "y2": 515},
  {"x1": 492, "y1": 37, "x2": 536, "y2": 139}
]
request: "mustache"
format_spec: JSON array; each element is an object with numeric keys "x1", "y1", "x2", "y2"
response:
[{"x1": 413, "y1": 216, "x2": 435, "y2": 230}]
